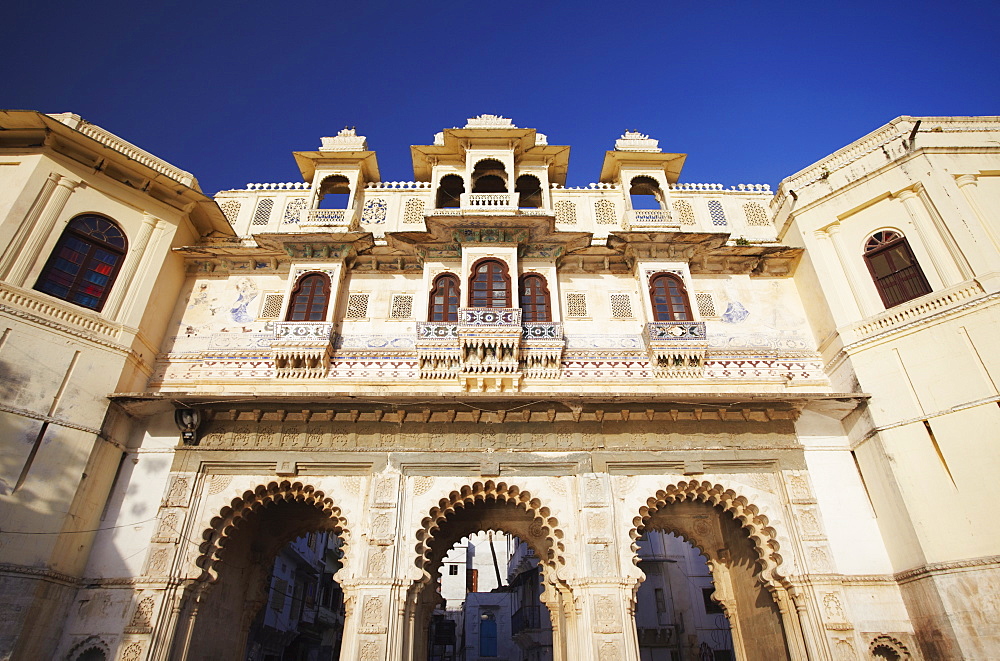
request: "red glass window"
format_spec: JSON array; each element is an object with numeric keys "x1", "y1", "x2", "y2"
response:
[
  {"x1": 286, "y1": 273, "x2": 330, "y2": 321},
  {"x1": 649, "y1": 273, "x2": 692, "y2": 321},
  {"x1": 428, "y1": 273, "x2": 460, "y2": 322},
  {"x1": 469, "y1": 259, "x2": 511, "y2": 308},
  {"x1": 35, "y1": 215, "x2": 127, "y2": 312},
  {"x1": 864, "y1": 231, "x2": 932, "y2": 308},
  {"x1": 519, "y1": 274, "x2": 551, "y2": 322}
]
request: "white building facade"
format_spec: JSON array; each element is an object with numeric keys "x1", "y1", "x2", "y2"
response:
[{"x1": 0, "y1": 112, "x2": 998, "y2": 661}]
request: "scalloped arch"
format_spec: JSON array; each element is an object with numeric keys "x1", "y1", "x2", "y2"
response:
[
  {"x1": 65, "y1": 636, "x2": 110, "y2": 661},
  {"x1": 195, "y1": 480, "x2": 349, "y2": 582},
  {"x1": 869, "y1": 634, "x2": 912, "y2": 659},
  {"x1": 632, "y1": 480, "x2": 785, "y2": 588},
  {"x1": 414, "y1": 480, "x2": 564, "y2": 585}
]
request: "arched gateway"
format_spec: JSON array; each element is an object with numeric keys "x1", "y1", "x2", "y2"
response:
[{"x1": 173, "y1": 481, "x2": 349, "y2": 661}]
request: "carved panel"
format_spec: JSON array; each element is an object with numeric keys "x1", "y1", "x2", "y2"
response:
[
  {"x1": 360, "y1": 596, "x2": 386, "y2": 633},
  {"x1": 593, "y1": 595, "x2": 622, "y2": 633},
  {"x1": 165, "y1": 477, "x2": 190, "y2": 507}
]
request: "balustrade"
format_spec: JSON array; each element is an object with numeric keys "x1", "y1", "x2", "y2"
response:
[
  {"x1": 460, "y1": 192, "x2": 517, "y2": 209},
  {"x1": 301, "y1": 209, "x2": 348, "y2": 226}
]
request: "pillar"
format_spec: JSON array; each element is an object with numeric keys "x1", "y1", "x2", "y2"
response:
[
  {"x1": 103, "y1": 213, "x2": 162, "y2": 320},
  {"x1": 0, "y1": 172, "x2": 62, "y2": 279},
  {"x1": 6, "y1": 175, "x2": 81, "y2": 287},
  {"x1": 825, "y1": 224, "x2": 871, "y2": 318}
]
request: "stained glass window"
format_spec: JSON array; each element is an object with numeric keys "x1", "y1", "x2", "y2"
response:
[{"x1": 35, "y1": 215, "x2": 127, "y2": 312}]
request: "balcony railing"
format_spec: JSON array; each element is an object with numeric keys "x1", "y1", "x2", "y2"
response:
[
  {"x1": 512, "y1": 605, "x2": 546, "y2": 635},
  {"x1": 301, "y1": 209, "x2": 348, "y2": 225},
  {"x1": 458, "y1": 307, "x2": 522, "y2": 326},
  {"x1": 460, "y1": 192, "x2": 517, "y2": 209},
  {"x1": 623, "y1": 208, "x2": 678, "y2": 230}
]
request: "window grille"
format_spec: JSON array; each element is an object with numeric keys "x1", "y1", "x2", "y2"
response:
[
  {"x1": 673, "y1": 199, "x2": 697, "y2": 226},
  {"x1": 259, "y1": 293, "x2": 284, "y2": 319},
  {"x1": 252, "y1": 198, "x2": 274, "y2": 226},
  {"x1": 707, "y1": 200, "x2": 727, "y2": 226},
  {"x1": 565, "y1": 292, "x2": 588, "y2": 317},
  {"x1": 271, "y1": 579, "x2": 287, "y2": 611},
  {"x1": 610, "y1": 293, "x2": 633, "y2": 318},
  {"x1": 554, "y1": 200, "x2": 577, "y2": 224},
  {"x1": 863, "y1": 231, "x2": 932, "y2": 308},
  {"x1": 362, "y1": 198, "x2": 388, "y2": 224},
  {"x1": 282, "y1": 197, "x2": 308, "y2": 224},
  {"x1": 743, "y1": 202, "x2": 770, "y2": 226},
  {"x1": 695, "y1": 292, "x2": 717, "y2": 317},
  {"x1": 402, "y1": 198, "x2": 425, "y2": 224},
  {"x1": 594, "y1": 199, "x2": 617, "y2": 225},
  {"x1": 219, "y1": 199, "x2": 242, "y2": 223},
  {"x1": 345, "y1": 293, "x2": 370, "y2": 319},
  {"x1": 390, "y1": 294, "x2": 414, "y2": 319}
]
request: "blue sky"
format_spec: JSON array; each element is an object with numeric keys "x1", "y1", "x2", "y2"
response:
[{"x1": 7, "y1": 1, "x2": 998, "y2": 195}]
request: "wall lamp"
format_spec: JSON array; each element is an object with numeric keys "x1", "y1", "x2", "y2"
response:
[{"x1": 174, "y1": 408, "x2": 202, "y2": 445}]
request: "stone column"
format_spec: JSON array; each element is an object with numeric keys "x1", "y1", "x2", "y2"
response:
[
  {"x1": 826, "y1": 224, "x2": 871, "y2": 318},
  {"x1": 6, "y1": 175, "x2": 81, "y2": 287},
  {"x1": 0, "y1": 172, "x2": 61, "y2": 279},
  {"x1": 954, "y1": 174, "x2": 1000, "y2": 254},
  {"x1": 810, "y1": 229, "x2": 860, "y2": 322},
  {"x1": 340, "y1": 581, "x2": 405, "y2": 661},
  {"x1": 894, "y1": 187, "x2": 962, "y2": 285},
  {"x1": 103, "y1": 213, "x2": 162, "y2": 319}
]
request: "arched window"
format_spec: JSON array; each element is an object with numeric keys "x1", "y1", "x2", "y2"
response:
[
  {"x1": 285, "y1": 273, "x2": 331, "y2": 321},
  {"x1": 428, "y1": 273, "x2": 460, "y2": 322},
  {"x1": 515, "y1": 174, "x2": 543, "y2": 208},
  {"x1": 317, "y1": 175, "x2": 350, "y2": 209},
  {"x1": 436, "y1": 175, "x2": 464, "y2": 209},
  {"x1": 519, "y1": 274, "x2": 551, "y2": 322},
  {"x1": 629, "y1": 175, "x2": 664, "y2": 210},
  {"x1": 472, "y1": 159, "x2": 508, "y2": 193},
  {"x1": 35, "y1": 214, "x2": 127, "y2": 312},
  {"x1": 864, "y1": 230, "x2": 932, "y2": 308},
  {"x1": 649, "y1": 273, "x2": 692, "y2": 321},
  {"x1": 469, "y1": 259, "x2": 511, "y2": 308}
]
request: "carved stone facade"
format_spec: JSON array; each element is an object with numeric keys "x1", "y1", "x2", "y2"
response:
[{"x1": 1, "y1": 112, "x2": 998, "y2": 660}]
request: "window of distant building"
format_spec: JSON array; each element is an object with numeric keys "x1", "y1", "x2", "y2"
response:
[
  {"x1": 429, "y1": 273, "x2": 460, "y2": 322},
  {"x1": 469, "y1": 259, "x2": 511, "y2": 308},
  {"x1": 479, "y1": 611, "x2": 498, "y2": 657},
  {"x1": 285, "y1": 272, "x2": 331, "y2": 321},
  {"x1": 448, "y1": 564, "x2": 459, "y2": 575},
  {"x1": 35, "y1": 214, "x2": 127, "y2": 312},
  {"x1": 519, "y1": 274, "x2": 551, "y2": 322},
  {"x1": 648, "y1": 272, "x2": 692, "y2": 321},
  {"x1": 863, "y1": 230, "x2": 932, "y2": 308}
]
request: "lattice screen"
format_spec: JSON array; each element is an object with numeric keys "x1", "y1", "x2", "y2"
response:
[
  {"x1": 707, "y1": 200, "x2": 727, "y2": 226},
  {"x1": 402, "y1": 198, "x2": 425, "y2": 224},
  {"x1": 362, "y1": 198, "x2": 388, "y2": 224},
  {"x1": 554, "y1": 200, "x2": 577, "y2": 224},
  {"x1": 252, "y1": 198, "x2": 275, "y2": 226},
  {"x1": 743, "y1": 202, "x2": 770, "y2": 226},
  {"x1": 219, "y1": 199, "x2": 242, "y2": 223},
  {"x1": 609, "y1": 293, "x2": 633, "y2": 318},
  {"x1": 345, "y1": 293, "x2": 370, "y2": 319},
  {"x1": 695, "y1": 292, "x2": 717, "y2": 318},
  {"x1": 565, "y1": 292, "x2": 588, "y2": 317},
  {"x1": 259, "y1": 293, "x2": 284, "y2": 319},
  {"x1": 594, "y1": 199, "x2": 617, "y2": 225},
  {"x1": 390, "y1": 294, "x2": 413, "y2": 319},
  {"x1": 283, "y1": 197, "x2": 308, "y2": 224},
  {"x1": 673, "y1": 200, "x2": 696, "y2": 226}
]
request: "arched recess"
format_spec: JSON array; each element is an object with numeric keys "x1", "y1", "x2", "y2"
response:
[
  {"x1": 177, "y1": 481, "x2": 350, "y2": 661},
  {"x1": 629, "y1": 175, "x2": 665, "y2": 210},
  {"x1": 65, "y1": 636, "x2": 110, "y2": 661},
  {"x1": 472, "y1": 158, "x2": 508, "y2": 193},
  {"x1": 436, "y1": 174, "x2": 464, "y2": 208},
  {"x1": 869, "y1": 634, "x2": 912, "y2": 660},
  {"x1": 632, "y1": 480, "x2": 802, "y2": 661},
  {"x1": 405, "y1": 481, "x2": 570, "y2": 661},
  {"x1": 317, "y1": 174, "x2": 351, "y2": 209},
  {"x1": 515, "y1": 174, "x2": 543, "y2": 208}
]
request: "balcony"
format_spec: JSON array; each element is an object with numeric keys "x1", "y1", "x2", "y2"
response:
[
  {"x1": 414, "y1": 311, "x2": 565, "y2": 389},
  {"x1": 623, "y1": 208, "x2": 678, "y2": 231},
  {"x1": 643, "y1": 321, "x2": 708, "y2": 378},
  {"x1": 511, "y1": 605, "x2": 546, "y2": 635},
  {"x1": 272, "y1": 322, "x2": 335, "y2": 378}
]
